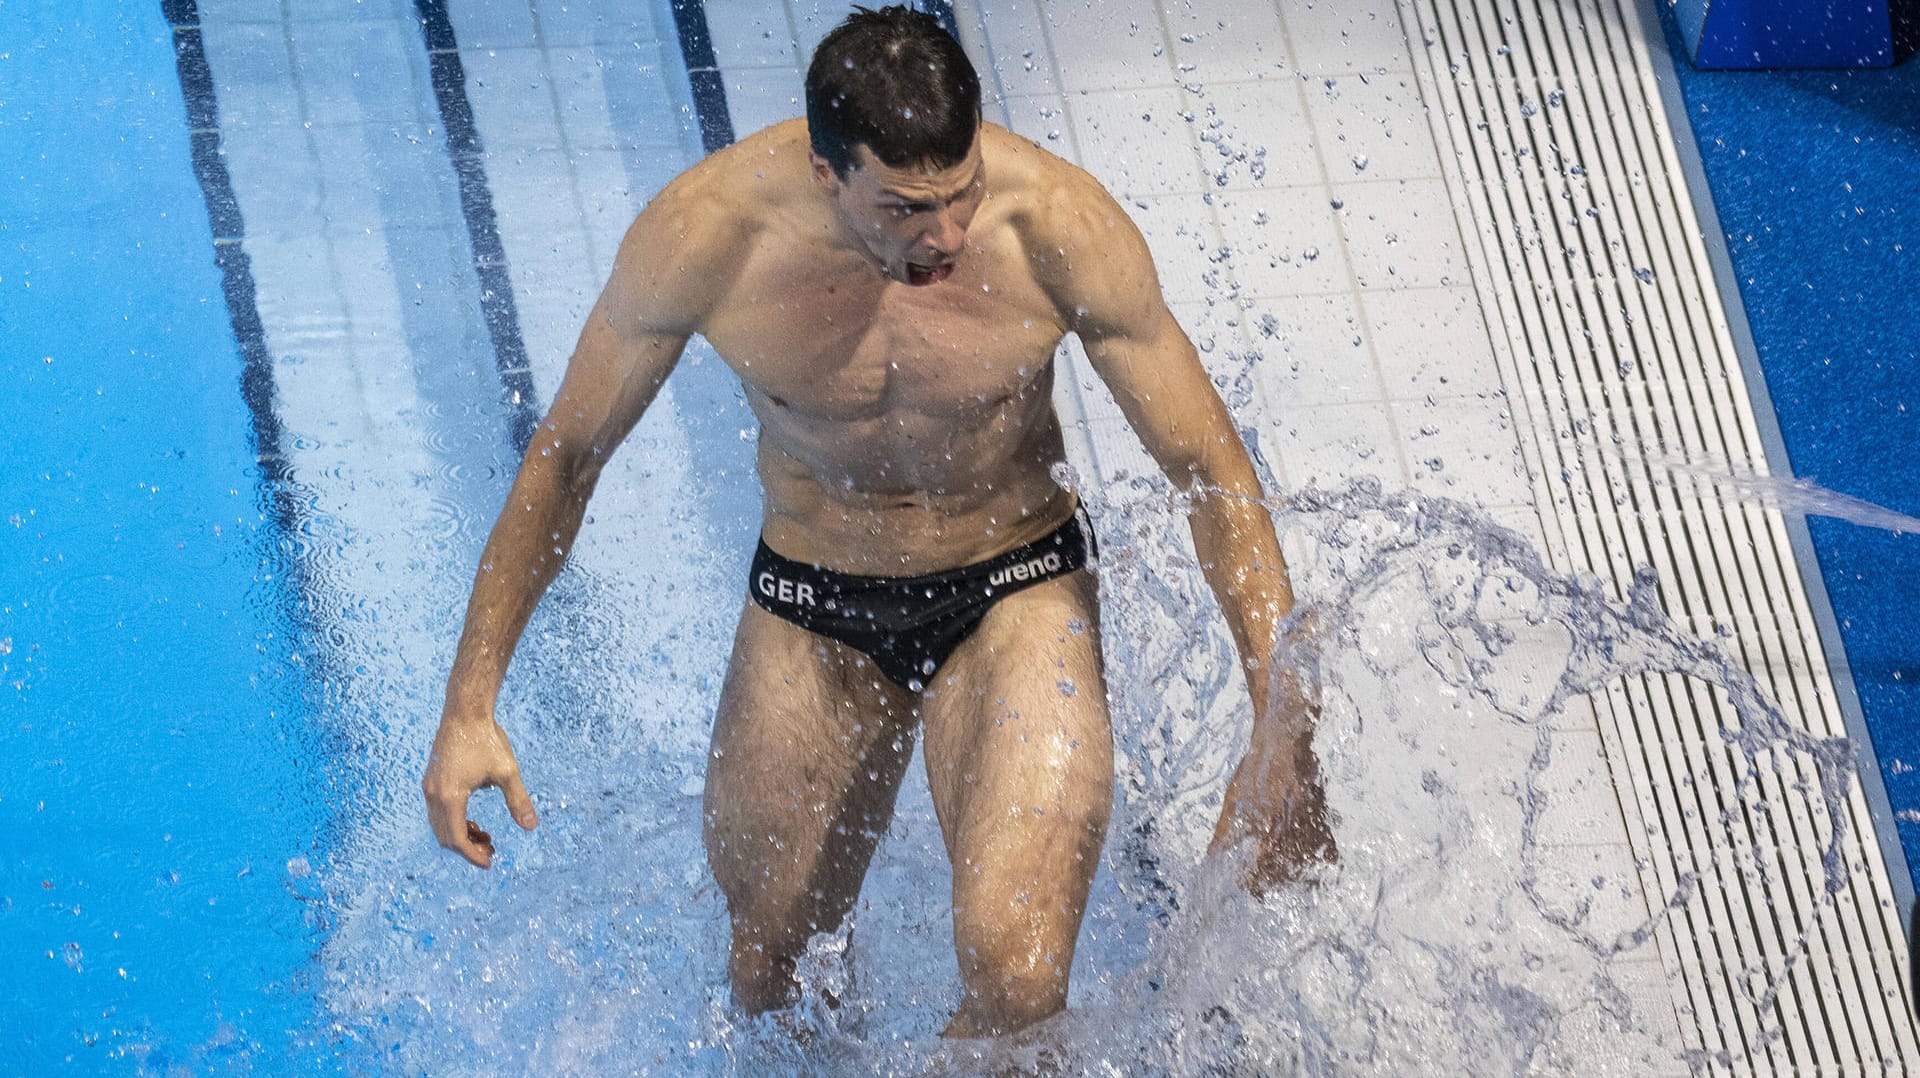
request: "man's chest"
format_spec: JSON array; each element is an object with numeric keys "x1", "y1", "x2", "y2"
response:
[{"x1": 701, "y1": 248, "x2": 1066, "y2": 421}]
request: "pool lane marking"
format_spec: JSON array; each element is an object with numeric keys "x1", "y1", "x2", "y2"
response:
[
  {"x1": 668, "y1": 0, "x2": 736, "y2": 154},
  {"x1": 412, "y1": 0, "x2": 542, "y2": 457},
  {"x1": 160, "y1": 0, "x2": 319, "y2": 623}
]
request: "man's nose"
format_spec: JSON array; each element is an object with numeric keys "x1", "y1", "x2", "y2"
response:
[{"x1": 926, "y1": 208, "x2": 966, "y2": 254}]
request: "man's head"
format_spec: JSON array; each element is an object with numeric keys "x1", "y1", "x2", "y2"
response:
[{"x1": 805, "y1": 6, "x2": 985, "y2": 286}]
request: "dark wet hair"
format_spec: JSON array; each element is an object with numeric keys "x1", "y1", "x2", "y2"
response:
[{"x1": 805, "y1": 6, "x2": 981, "y2": 178}]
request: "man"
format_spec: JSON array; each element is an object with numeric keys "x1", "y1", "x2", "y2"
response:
[{"x1": 422, "y1": 6, "x2": 1333, "y2": 1039}]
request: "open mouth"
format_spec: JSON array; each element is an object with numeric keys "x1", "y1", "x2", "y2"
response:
[{"x1": 905, "y1": 261, "x2": 955, "y2": 286}]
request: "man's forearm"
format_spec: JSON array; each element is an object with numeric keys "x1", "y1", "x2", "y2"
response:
[
  {"x1": 445, "y1": 445, "x2": 595, "y2": 711},
  {"x1": 1186, "y1": 485, "x2": 1297, "y2": 721}
]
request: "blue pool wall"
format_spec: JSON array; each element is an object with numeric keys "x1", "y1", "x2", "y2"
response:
[{"x1": 1672, "y1": 0, "x2": 1910, "y2": 68}]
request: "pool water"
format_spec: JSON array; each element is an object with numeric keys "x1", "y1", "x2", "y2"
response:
[{"x1": 3, "y1": 0, "x2": 1910, "y2": 1073}]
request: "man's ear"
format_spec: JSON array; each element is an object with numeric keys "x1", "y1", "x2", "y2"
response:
[{"x1": 809, "y1": 153, "x2": 840, "y2": 195}]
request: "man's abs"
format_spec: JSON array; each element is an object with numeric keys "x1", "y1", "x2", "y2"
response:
[{"x1": 752, "y1": 405, "x2": 1079, "y2": 576}]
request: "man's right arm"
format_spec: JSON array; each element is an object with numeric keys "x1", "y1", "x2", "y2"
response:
[{"x1": 422, "y1": 178, "x2": 740, "y2": 867}]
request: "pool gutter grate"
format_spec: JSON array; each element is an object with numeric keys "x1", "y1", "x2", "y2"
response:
[{"x1": 1400, "y1": 0, "x2": 1918, "y2": 1065}]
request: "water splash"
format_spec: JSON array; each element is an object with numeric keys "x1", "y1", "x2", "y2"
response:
[
  {"x1": 304, "y1": 475, "x2": 1866, "y2": 1074},
  {"x1": 1644, "y1": 451, "x2": 1920, "y2": 536}
]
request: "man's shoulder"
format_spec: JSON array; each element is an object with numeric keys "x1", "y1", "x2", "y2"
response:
[
  {"x1": 611, "y1": 120, "x2": 815, "y2": 327},
  {"x1": 981, "y1": 124, "x2": 1150, "y2": 314},
  {"x1": 982, "y1": 123, "x2": 1130, "y2": 249},
  {"x1": 648, "y1": 120, "x2": 812, "y2": 241}
]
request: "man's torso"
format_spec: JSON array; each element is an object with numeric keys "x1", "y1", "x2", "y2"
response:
[{"x1": 688, "y1": 121, "x2": 1082, "y2": 574}]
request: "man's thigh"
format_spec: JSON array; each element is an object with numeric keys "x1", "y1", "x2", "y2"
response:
[
  {"x1": 703, "y1": 602, "x2": 918, "y2": 935},
  {"x1": 919, "y1": 571, "x2": 1114, "y2": 984}
]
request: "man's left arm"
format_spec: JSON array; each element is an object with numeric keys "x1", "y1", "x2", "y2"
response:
[{"x1": 1032, "y1": 170, "x2": 1335, "y2": 890}]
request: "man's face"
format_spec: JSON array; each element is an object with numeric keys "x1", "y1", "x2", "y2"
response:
[{"x1": 815, "y1": 136, "x2": 986, "y2": 286}]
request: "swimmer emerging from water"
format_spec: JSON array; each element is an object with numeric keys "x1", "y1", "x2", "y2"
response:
[{"x1": 423, "y1": 5, "x2": 1334, "y2": 1038}]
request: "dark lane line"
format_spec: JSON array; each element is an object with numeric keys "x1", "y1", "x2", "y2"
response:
[
  {"x1": 160, "y1": 0, "x2": 321, "y2": 638},
  {"x1": 411, "y1": 0, "x2": 542, "y2": 456}
]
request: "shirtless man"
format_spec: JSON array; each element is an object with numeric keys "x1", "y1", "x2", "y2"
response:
[{"x1": 422, "y1": 6, "x2": 1333, "y2": 1038}]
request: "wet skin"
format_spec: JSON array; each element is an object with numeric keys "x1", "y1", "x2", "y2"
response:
[{"x1": 422, "y1": 118, "x2": 1334, "y2": 1038}]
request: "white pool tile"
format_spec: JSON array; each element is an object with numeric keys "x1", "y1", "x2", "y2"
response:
[
  {"x1": 1279, "y1": 1, "x2": 1416, "y2": 76},
  {"x1": 1333, "y1": 178, "x2": 1467, "y2": 290},
  {"x1": 540, "y1": 49, "x2": 624, "y2": 150},
  {"x1": 1121, "y1": 194, "x2": 1228, "y2": 308},
  {"x1": 200, "y1": 22, "x2": 298, "y2": 126},
  {"x1": 1245, "y1": 292, "x2": 1378, "y2": 409},
  {"x1": 446, "y1": 0, "x2": 540, "y2": 51},
  {"x1": 1394, "y1": 393, "x2": 1532, "y2": 503},
  {"x1": 1066, "y1": 87, "x2": 1208, "y2": 199},
  {"x1": 703, "y1": 0, "x2": 801, "y2": 67},
  {"x1": 1039, "y1": 0, "x2": 1176, "y2": 93},
  {"x1": 995, "y1": 92, "x2": 1072, "y2": 150},
  {"x1": 970, "y1": 0, "x2": 1063, "y2": 99},
  {"x1": 462, "y1": 47, "x2": 618, "y2": 153},
  {"x1": 1212, "y1": 186, "x2": 1353, "y2": 298},
  {"x1": 491, "y1": 147, "x2": 632, "y2": 263},
  {"x1": 1269, "y1": 401, "x2": 1405, "y2": 488},
  {"x1": 1302, "y1": 70, "x2": 1443, "y2": 183},
  {"x1": 1187, "y1": 78, "x2": 1323, "y2": 191},
  {"x1": 531, "y1": 0, "x2": 664, "y2": 48},
  {"x1": 1488, "y1": 503, "x2": 1553, "y2": 555},
  {"x1": 1163, "y1": 2, "x2": 1291, "y2": 82},
  {"x1": 1527, "y1": 840, "x2": 1660, "y2": 945},
  {"x1": 1529, "y1": 728, "x2": 1634, "y2": 847},
  {"x1": 723, "y1": 66, "x2": 807, "y2": 137},
  {"x1": 1363, "y1": 286, "x2": 1504, "y2": 401},
  {"x1": 1167, "y1": 298, "x2": 1254, "y2": 382}
]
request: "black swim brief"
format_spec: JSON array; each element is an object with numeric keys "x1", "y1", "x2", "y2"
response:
[{"x1": 747, "y1": 510, "x2": 1096, "y2": 689}]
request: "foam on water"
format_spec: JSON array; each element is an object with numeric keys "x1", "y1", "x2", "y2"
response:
[{"x1": 302, "y1": 468, "x2": 1863, "y2": 1075}]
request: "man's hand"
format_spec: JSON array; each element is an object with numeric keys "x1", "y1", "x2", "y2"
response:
[
  {"x1": 422, "y1": 707, "x2": 538, "y2": 869},
  {"x1": 1208, "y1": 671, "x2": 1337, "y2": 896}
]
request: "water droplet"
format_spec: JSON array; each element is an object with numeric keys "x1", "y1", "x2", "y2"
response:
[
  {"x1": 1302, "y1": 246, "x2": 1321, "y2": 261},
  {"x1": 1058, "y1": 678, "x2": 1078, "y2": 697},
  {"x1": 1352, "y1": 154, "x2": 1370, "y2": 172},
  {"x1": 1633, "y1": 267, "x2": 1655, "y2": 284},
  {"x1": 1330, "y1": 198, "x2": 1344, "y2": 210}
]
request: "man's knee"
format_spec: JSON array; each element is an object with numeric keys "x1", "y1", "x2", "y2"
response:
[{"x1": 946, "y1": 951, "x2": 1071, "y2": 1037}]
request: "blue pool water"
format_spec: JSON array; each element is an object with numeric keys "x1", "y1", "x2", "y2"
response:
[{"x1": 3, "y1": 3, "x2": 331, "y2": 1069}]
